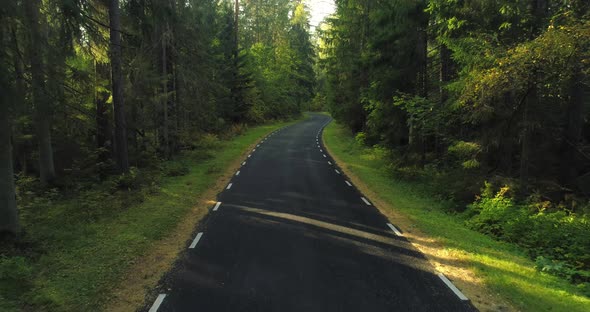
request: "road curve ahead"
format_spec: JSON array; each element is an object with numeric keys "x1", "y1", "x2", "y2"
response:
[{"x1": 149, "y1": 113, "x2": 476, "y2": 312}]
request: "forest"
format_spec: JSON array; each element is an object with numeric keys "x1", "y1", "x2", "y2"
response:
[
  {"x1": 1, "y1": 0, "x2": 590, "y2": 310},
  {"x1": 317, "y1": 0, "x2": 590, "y2": 293},
  {"x1": 0, "y1": 0, "x2": 313, "y2": 309},
  {"x1": 1, "y1": 0, "x2": 314, "y2": 234}
]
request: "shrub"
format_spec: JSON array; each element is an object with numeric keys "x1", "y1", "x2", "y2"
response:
[
  {"x1": 163, "y1": 161, "x2": 190, "y2": 177},
  {"x1": 355, "y1": 132, "x2": 366, "y2": 146},
  {"x1": 466, "y1": 183, "x2": 590, "y2": 286}
]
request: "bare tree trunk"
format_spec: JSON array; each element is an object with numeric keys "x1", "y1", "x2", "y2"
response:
[
  {"x1": 95, "y1": 60, "x2": 112, "y2": 163},
  {"x1": 561, "y1": 62, "x2": 584, "y2": 186},
  {"x1": 416, "y1": 27, "x2": 428, "y2": 166},
  {"x1": 520, "y1": 86, "x2": 535, "y2": 190},
  {"x1": 161, "y1": 26, "x2": 170, "y2": 158},
  {"x1": 109, "y1": 0, "x2": 130, "y2": 172},
  {"x1": 235, "y1": 0, "x2": 239, "y2": 56},
  {"x1": 436, "y1": 43, "x2": 452, "y2": 156},
  {"x1": 0, "y1": 89, "x2": 18, "y2": 235},
  {"x1": 24, "y1": 0, "x2": 56, "y2": 185},
  {"x1": 1, "y1": 23, "x2": 19, "y2": 235},
  {"x1": 439, "y1": 44, "x2": 451, "y2": 104},
  {"x1": 10, "y1": 25, "x2": 28, "y2": 175}
]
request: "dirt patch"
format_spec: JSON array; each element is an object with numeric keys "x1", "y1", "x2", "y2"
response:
[
  {"x1": 105, "y1": 134, "x2": 271, "y2": 312},
  {"x1": 322, "y1": 134, "x2": 517, "y2": 312}
]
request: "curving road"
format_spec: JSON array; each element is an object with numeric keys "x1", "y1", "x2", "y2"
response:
[{"x1": 146, "y1": 113, "x2": 476, "y2": 312}]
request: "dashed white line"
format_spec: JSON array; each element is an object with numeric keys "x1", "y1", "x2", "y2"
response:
[
  {"x1": 213, "y1": 202, "x2": 222, "y2": 211},
  {"x1": 328, "y1": 161, "x2": 332, "y2": 165},
  {"x1": 361, "y1": 197, "x2": 371, "y2": 205},
  {"x1": 320, "y1": 149, "x2": 323, "y2": 152},
  {"x1": 236, "y1": 171, "x2": 240, "y2": 176},
  {"x1": 252, "y1": 149, "x2": 256, "y2": 152},
  {"x1": 323, "y1": 154, "x2": 327, "y2": 158},
  {"x1": 387, "y1": 223, "x2": 403, "y2": 236},
  {"x1": 248, "y1": 154, "x2": 252, "y2": 158},
  {"x1": 257, "y1": 144, "x2": 260, "y2": 147},
  {"x1": 227, "y1": 183, "x2": 233, "y2": 190},
  {"x1": 438, "y1": 273, "x2": 469, "y2": 301},
  {"x1": 345, "y1": 181, "x2": 352, "y2": 186},
  {"x1": 149, "y1": 294, "x2": 167, "y2": 312},
  {"x1": 335, "y1": 169, "x2": 340, "y2": 174},
  {"x1": 242, "y1": 161, "x2": 246, "y2": 166},
  {"x1": 189, "y1": 232, "x2": 204, "y2": 249}
]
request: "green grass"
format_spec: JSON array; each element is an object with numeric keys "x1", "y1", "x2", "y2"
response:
[
  {"x1": 323, "y1": 121, "x2": 590, "y2": 312},
  {"x1": 0, "y1": 119, "x2": 297, "y2": 312}
]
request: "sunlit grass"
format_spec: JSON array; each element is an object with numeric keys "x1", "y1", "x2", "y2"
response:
[{"x1": 323, "y1": 120, "x2": 590, "y2": 312}]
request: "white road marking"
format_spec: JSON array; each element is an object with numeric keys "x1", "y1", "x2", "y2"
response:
[
  {"x1": 236, "y1": 171, "x2": 240, "y2": 176},
  {"x1": 227, "y1": 183, "x2": 233, "y2": 190},
  {"x1": 323, "y1": 154, "x2": 327, "y2": 158},
  {"x1": 213, "y1": 202, "x2": 222, "y2": 211},
  {"x1": 248, "y1": 154, "x2": 251, "y2": 158},
  {"x1": 252, "y1": 149, "x2": 256, "y2": 152},
  {"x1": 189, "y1": 232, "x2": 204, "y2": 249},
  {"x1": 345, "y1": 181, "x2": 352, "y2": 186},
  {"x1": 320, "y1": 149, "x2": 323, "y2": 152},
  {"x1": 335, "y1": 169, "x2": 340, "y2": 174},
  {"x1": 438, "y1": 273, "x2": 469, "y2": 301},
  {"x1": 387, "y1": 223, "x2": 403, "y2": 236},
  {"x1": 361, "y1": 197, "x2": 371, "y2": 205},
  {"x1": 149, "y1": 294, "x2": 167, "y2": 312},
  {"x1": 242, "y1": 161, "x2": 246, "y2": 166},
  {"x1": 257, "y1": 144, "x2": 260, "y2": 147},
  {"x1": 328, "y1": 161, "x2": 332, "y2": 165}
]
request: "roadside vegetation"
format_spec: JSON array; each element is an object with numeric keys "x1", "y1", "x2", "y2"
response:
[
  {"x1": 316, "y1": 0, "x2": 590, "y2": 304},
  {"x1": 1, "y1": 0, "x2": 314, "y2": 310},
  {"x1": 323, "y1": 121, "x2": 590, "y2": 311},
  {"x1": 0, "y1": 119, "x2": 295, "y2": 311}
]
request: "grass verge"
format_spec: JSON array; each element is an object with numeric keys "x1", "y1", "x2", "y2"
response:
[
  {"x1": 322, "y1": 120, "x2": 590, "y2": 312},
  {"x1": 0, "y1": 118, "x2": 299, "y2": 312}
]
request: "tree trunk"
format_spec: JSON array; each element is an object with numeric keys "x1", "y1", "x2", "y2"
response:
[
  {"x1": 109, "y1": 0, "x2": 130, "y2": 172},
  {"x1": 0, "y1": 88, "x2": 18, "y2": 235},
  {"x1": 161, "y1": 27, "x2": 170, "y2": 158},
  {"x1": 24, "y1": 0, "x2": 56, "y2": 185},
  {"x1": 500, "y1": 92, "x2": 515, "y2": 173},
  {"x1": 439, "y1": 43, "x2": 452, "y2": 104},
  {"x1": 561, "y1": 61, "x2": 584, "y2": 186},
  {"x1": 520, "y1": 86, "x2": 536, "y2": 190},
  {"x1": 95, "y1": 60, "x2": 112, "y2": 163},
  {"x1": 1, "y1": 24, "x2": 19, "y2": 235},
  {"x1": 416, "y1": 27, "x2": 428, "y2": 166},
  {"x1": 235, "y1": 0, "x2": 239, "y2": 56}
]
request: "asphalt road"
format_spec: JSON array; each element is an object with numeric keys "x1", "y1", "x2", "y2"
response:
[{"x1": 148, "y1": 113, "x2": 476, "y2": 312}]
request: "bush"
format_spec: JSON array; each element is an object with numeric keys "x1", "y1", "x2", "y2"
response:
[
  {"x1": 355, "y1": 132, "x2": 366, "y2": 146},
  {"x1": 466, "y1": 183, "x2": 590, "y2": 287},
  {"x1": 163, "y1": 161, "x2": 190, "y2": 177},
  {"x1": 110, "y1": 167, "x2": 154, "y2": 192}
]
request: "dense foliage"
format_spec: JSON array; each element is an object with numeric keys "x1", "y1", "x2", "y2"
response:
[
  {"x1": 318, "y1": 0, "x2": 590, "y2": 289},
  {"x1": 0, "y1": 0, "x2": 314, "y2": 310},
  {"x1": 0, "y1": 0, "x2": 315, "y2": 233}
]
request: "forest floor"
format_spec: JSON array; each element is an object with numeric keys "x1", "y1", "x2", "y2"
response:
[
  {"x1": 0, "y1": 117, "x2": 300, "y2": 312},
  {"x1": 322, "y1": 118, "x2": 590, "y2": 312}
]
